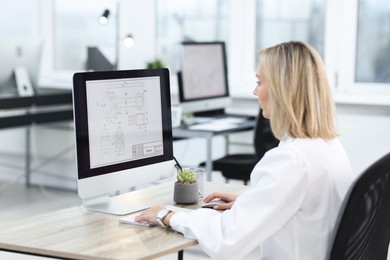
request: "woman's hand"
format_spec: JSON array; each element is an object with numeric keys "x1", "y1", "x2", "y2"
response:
[
  {"x1": 203, "y1": 192, "x2": 238, "y2": 210},
  {"x1": 135, "y1": 205, "x2": 165, "y2": 225}
]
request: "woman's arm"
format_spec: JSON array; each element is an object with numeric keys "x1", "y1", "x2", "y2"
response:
[{"x1": 135, "y1": 191, "x2": 239, "y2": 225}]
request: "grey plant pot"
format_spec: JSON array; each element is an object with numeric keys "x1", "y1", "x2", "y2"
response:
[{"x1": 173, "y1": 182, "x2": 199, "y2": 205}]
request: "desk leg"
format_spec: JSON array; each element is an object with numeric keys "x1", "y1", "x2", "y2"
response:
[
  {"x1": 206, "y1": 134, "x2": 213, "y2": 181},
  {"x1": 25, "y1": 126, "x2": 31, "y2": 187},
  {"x1": 224, "y1": 135, "x2": 229, "y2": 154},
  {"x1": 178, "y1": 250, "x2": 183, "y2": 260}
]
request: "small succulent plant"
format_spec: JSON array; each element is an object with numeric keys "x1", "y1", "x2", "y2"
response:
[{"x1": 176, "y1": 168, "x2": 197, "y2": 184}]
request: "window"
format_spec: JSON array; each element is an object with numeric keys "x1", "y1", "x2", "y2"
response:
[
  {"x1": 155, "y1": 0, "x2": 230, "y2": 73},
  {"x1": 155, "y1": 0, "x2": 329, "y2": 97},
  {"x1": 34, "y1": 0, "x2": 390, "y2": 98},
  {"x1": 0, "y1": 1, "x2": 37, "y2": 43},
  {"x1": 256, "y1": 0, "x2": 326, "y2": 58},
  {"x1": 331, "y1": 0, "x2": 390, "y2": 96},
  {"x1": 355, "y1": 0, "x2": 390, "y2": 83},
  {"x1": 54, "y1": 0, "x2": 117, "y2": 70}
]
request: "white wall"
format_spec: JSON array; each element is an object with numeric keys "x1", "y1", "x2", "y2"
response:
[{"x1": 336, "y1": 103, "x2": 390, "y2": 175}]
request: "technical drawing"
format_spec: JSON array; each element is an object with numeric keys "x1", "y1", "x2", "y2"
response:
[
  {"x1": 132, "y1": 141, "x2": 163, "y2": 160},
  {"x1": 100, "y1": 128, "x2": 111, "y2": 155},
  {"x1": 128, "y1": 113, "x2": 148, "y2": 131},
  {"x1": 96, "y1": 81, "x2": 149, "y2": 130},
  {"x1": 87, "y1": 77, "x2": 163, "y2": 168}
]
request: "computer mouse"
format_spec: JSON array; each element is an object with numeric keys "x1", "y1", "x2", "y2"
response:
[{"x1": 201, "y1": 199, "x2": 226, "y2": 209}]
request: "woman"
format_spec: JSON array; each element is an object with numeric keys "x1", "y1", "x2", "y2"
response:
[{"x1": 136, "y1": 41, "x2": 354, "y2": 260}]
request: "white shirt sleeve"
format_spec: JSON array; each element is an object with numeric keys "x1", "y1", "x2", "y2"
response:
[{"x1": 170, "y1": 146, "x2": 309, "y2": 259}]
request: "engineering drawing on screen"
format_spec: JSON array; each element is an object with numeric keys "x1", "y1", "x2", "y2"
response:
[{"x1": 86, "y1": 77, "x2": 163, "y2": 169}]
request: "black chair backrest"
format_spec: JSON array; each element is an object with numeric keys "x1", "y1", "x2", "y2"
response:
[
  {"x1": 326, "y1": 152, "x2": 390, "y2": 260},
  {"x1": 253, "y1": 109, "x2": 279, "y2": 160}
]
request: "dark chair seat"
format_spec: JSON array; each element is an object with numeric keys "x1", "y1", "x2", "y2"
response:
[
  {"x1": 200, "y1": 154, "x2": 258, "y2": 185},
  {"x1": 199, "y1": 109, "x2": 279, "y2": 185}
]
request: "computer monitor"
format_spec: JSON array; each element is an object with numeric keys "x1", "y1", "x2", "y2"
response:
[
  {"x1": 0, "y1": 41, "x2": 42, "y2": 93},
  {"x1": 178, "y1": 41, "x2": 231, "y2": 116},
  {"x1": 73, "y1": 68, "x2": 174, "y2": 215}
]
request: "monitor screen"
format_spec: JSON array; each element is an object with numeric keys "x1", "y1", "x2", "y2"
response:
[
  {"x1": 73, "y1": 68, "x2": 173, "y2": 215},
  {"x1": 178, "y1": 42, "x2": 231, "y2": 115}
]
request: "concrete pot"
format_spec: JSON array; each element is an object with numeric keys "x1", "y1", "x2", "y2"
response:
[{"x1": 173, "y1": 182, "x2": 199, "y2": 205}]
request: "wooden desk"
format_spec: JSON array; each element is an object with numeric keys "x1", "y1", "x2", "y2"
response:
[
  {"x1": 173, "y1": 118, "x2": 255, "y2": 181},
  {"x1": 0, "y1": 182, "x2": 248, "y2": 260}
]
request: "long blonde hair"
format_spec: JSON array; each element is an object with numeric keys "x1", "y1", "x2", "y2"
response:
[{"x1": 259, "y1": 41, "x2": 338, "y2": 140}]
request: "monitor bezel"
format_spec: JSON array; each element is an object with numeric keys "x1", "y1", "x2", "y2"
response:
[{"x1": 73, "y1": 68, "x2": 173, "y2": 180}]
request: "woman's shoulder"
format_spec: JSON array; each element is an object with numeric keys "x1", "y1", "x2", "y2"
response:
[
  {"x1": 260, "y1": 138, "x2": 310, "y2": 168},
  {"x1": 254, "y1": 137, "x2": 349, "y2": 183},
  {"x1": 264, "y1": 137, "x2": 344, "y2": 168},
  {"x1": 251, "y1": 138, "x2": 311, "y2": 186},
  {"x1": 278, "y1": 137, "x2": 341, "y2": 150}
]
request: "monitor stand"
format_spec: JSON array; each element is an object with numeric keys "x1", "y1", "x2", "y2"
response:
[
  {"x1": 82, "y1": 195, "x2": 149, "y2": 215},
  {"x1": 14, "y1": 67, "x2": 34, "y2": 97}
]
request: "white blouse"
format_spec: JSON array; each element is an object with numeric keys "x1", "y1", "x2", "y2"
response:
[{"x1": 170, "y1": 137, "x2": 354, "y2": 260}]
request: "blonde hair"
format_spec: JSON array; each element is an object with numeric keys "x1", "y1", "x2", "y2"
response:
[{"x1": 259, "y1": 41, "x2": 338, "y2": 140}]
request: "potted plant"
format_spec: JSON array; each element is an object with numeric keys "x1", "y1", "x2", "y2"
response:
[
  {"x1": 146, "y1": 58, "x2": 165, "y2": 69},
  {"x1": 173, "y1": 168, "x2": 199, "y2": 204}
]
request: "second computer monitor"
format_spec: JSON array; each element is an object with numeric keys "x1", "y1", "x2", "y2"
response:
[{"x1": 178, "y1": 42, "x2": 231, "y2": 115}]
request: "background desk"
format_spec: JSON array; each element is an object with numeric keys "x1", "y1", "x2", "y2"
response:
[
  {"x1": 0, "y1": 88, "x2": 73, "y2": 186},
  {"x1": 0, "y1": 88, "x2": 73, "y2": 129},
  {"x1": 173, "y1": 118, "x2": 256, "y2": 181},
  {"x1": 0, "y1": 182, "x2": 248, "y2": 260}
]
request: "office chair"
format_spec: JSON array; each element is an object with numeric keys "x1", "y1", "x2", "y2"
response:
[
  {"x1": 199, "y1": 109, "x2": 279, "y2": 185},
  {"x1": 326, "y1": 152, "x2": 390, "y2": 260}
]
